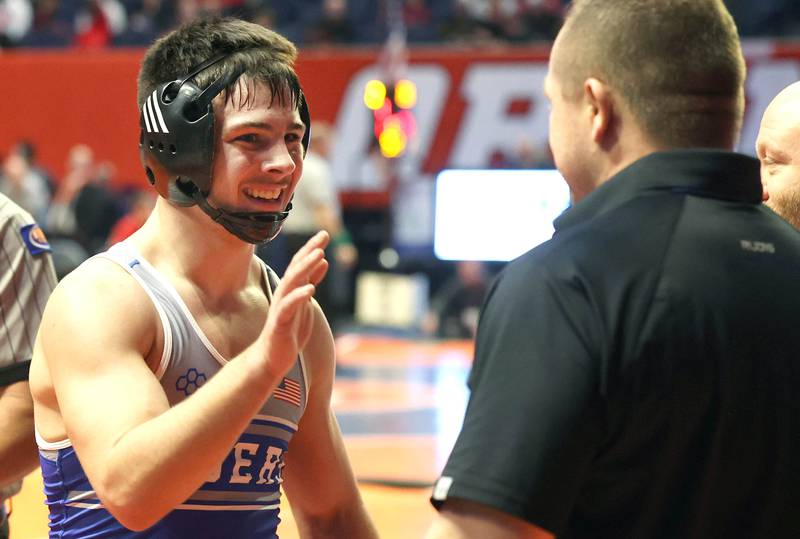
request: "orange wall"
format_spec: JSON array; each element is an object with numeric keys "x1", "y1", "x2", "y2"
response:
[
  {"x1": 0, "y1": 46, "x2": 556, "y2": 189},
  {"x1": 0, "y1": 48, "x2": 376, "y2": 188},
  {"x1": 1, "y1": 50, "x2": 143, "y2": 186}
]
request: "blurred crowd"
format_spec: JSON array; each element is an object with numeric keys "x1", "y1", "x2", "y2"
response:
[
  {"x1": 0, "y1": 0, "x2": 567, "y2": 48},
  {"x1": 0, "y1": 140, "x2": 155, "y2": 278},
  {"x1": 1, "y1": 0, "x2": 799, "y2": 50}
]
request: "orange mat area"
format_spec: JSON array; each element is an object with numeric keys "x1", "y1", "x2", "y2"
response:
[{"x1": 335, "y1": 334, "x2": 474, "y2": 367}]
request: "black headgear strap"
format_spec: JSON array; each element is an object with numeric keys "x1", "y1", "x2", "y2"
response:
[{"x1": 190, "y1": 187, "x2": 292, "y2": 244}]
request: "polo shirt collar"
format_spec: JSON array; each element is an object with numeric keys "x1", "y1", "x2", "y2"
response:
[{"x1": 554, "y1": 150, "x2": 762, "y2": 232}]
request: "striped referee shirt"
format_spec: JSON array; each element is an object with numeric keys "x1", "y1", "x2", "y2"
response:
[{"x1": 0, "y1": 193, "x2": 56, "y2": 380}]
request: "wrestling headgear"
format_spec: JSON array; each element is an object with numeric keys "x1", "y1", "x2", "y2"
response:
[{"x1": 138, "y1": 53, "x2": 311, "y2": 244}]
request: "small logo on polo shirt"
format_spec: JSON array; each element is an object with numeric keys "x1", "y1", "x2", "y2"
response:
[
  {"x1": 19, "y1": 224, "x2": 51, "y2": 255},
  {"x1": 740, "y1": 240, "x2": 775, "y2": 254},
  {"x1": 432, "y1": 476, "x2": 454, "y2": 501}
]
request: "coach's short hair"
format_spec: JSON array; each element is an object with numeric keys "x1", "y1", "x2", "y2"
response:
[{"x1": 555, "y1": 0, "x2": 745, "y2": 149}]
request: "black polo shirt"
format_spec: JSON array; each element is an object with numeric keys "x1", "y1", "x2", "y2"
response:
[{"x1": 432, "y1": 150, "x2": 800, "y2": 538}]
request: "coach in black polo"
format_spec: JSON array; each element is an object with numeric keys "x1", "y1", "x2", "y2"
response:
[{"x1": 426, "y1": 2, "x2": 800, "y2": 539}]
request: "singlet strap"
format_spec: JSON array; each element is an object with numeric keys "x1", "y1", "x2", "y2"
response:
[{"x1": 95, "y1": 243, "x2": 174, "y2": 379}]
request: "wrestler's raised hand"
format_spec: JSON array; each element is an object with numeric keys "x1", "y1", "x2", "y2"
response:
[{"x1": 259, "y1": 230, "x2": 329, "y2": 379}]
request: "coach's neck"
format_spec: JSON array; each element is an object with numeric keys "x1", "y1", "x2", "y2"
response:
[{"x1": 579, "y1": 78, "x2": 666, "y2": 202}]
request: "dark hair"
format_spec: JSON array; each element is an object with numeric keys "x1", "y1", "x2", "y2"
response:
[
  {"x1": 14, "y1": 140, "x2": 36, "y2": 162},
  {"x1": 555, "y1": 0, "x2": 745, "y2": 149},
  {"x1": 137, "y1": 17, "x2": 303, "y2": 112}
]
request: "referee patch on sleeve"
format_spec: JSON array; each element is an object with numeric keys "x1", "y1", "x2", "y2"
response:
[{"x1": 20, "y1": 224, "x2": 51, "y2": 255}]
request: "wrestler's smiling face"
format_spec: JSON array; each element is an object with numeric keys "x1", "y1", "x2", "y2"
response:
[{"x1": 208, "y1": 78, "x2": 306, "y2": 215}]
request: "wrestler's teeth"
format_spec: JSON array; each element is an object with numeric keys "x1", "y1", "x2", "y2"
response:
[{"x1": 245, "y1": 187, "x2": 282, "y2": 201}]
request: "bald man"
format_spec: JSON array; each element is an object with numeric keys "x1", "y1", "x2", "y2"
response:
[{"x1": 756, "y1": 81, "x2": 800, "y2": 228}]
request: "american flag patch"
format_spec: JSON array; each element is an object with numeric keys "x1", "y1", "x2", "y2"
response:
[{"x1": 274, "y1": 377, "x2": 301, "y2": 407}]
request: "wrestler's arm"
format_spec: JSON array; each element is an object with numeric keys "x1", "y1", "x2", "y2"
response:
[
  {"x1": 282, "y1": 301, "x2": 378, "y2": 539},
  {"x1": 39, "y1": 234, "x2": 329, "y2": 531}
]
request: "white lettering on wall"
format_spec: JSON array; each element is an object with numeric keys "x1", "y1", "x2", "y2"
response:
[{"x1": 450, "y1": 64, "x2": 549, "y2": 168}]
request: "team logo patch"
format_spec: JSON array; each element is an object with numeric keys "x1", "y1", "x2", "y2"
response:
[
  {"x1": 176, "y1": 368, "x2": 207, "y2": 396},
  {"x1": 19, "y1": 224, "x2": 51, "y2": 255}
]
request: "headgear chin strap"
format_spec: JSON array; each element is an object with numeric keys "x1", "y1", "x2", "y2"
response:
[{"x1": 189, "y1": 186, "x2": 293, "y2": 244}]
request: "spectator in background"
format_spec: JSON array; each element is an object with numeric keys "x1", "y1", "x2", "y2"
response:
[
  {"x1": 106, "y1": 189, "x2": 156, "y2": 245},
  {"x1": 72, "y1": 160, "x2": 122, "y2": 253},
  {"x1": 453, "y1": 0, "x2": 564, "y2": 43},
  {"x1": 0, "y1": 147, "x2": 51, "y2": 222},
  {"x1": 13, "y1": 140, "x2": 56, "y2": 196},
  {"x1": 725, "y1": 0, "x2": 800, "y2": 37},
  {"x1": 506, "y1": 137, "x2": 554, "y2": 169},
  {"x1": 404, "y1": 0, "x2": 436, "y2": 43},
  {"x1": 756, "y1": 80, "x2": 800, "y2": 229},
  {"x1": 44, "y1": 143, "x2": 96, "y2": 277},
  {"x1": 0, "y1": 193, "x2": 58, "y2": 539},
  {"x1": 45, "y1": 143, "x2": 94, "y2": 238},
  {"x1": 74, "y1": 0, "x2": 127, "y2": 47},
  {"x1": 440, "y1": 0, "x2": 502, "y2": 45},
  {"x1": 518, "y1": 0, "x2": 565, "y2": 41},
  {"x1": 115, "y1": 0, "x2": 174, "y2": 46},
  {"x1": 19, "y1": 0, "x2": 72, "y2": 47},
  {"x1": 0, "y1": 0, "x2": 32, "y2": 47},
  {"x1": 422, "y1": 260, "x2": 489, "y2": 339},
  {"x1": 259, "y1": 121, "x2": 358, "y2": 325},
  {"x1": 306, "y1": 0, "x2": 356, "y2": 44},
  {"x1": 174, "y1": 0, "x2": 246, "y2": 25}
]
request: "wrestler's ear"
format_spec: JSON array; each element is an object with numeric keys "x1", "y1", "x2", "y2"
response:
[{"x1": 584, "y1": 78, "x2": 612, "y2": 144}]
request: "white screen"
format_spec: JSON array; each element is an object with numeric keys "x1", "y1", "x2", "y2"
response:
[{"x1": 434, "y1": 169, "x2": 571, "y2": 261}]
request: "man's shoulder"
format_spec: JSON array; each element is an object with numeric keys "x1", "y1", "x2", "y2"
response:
[
  {"x1": 51, "y1": 255, "x2": 153, "y2": 318},
  {"x1": 496, "y1": 193, "x2": 687, "y2": 306},
  {"x1": 300, "y1": 300, "x2": 335, "y2": 382},
  {"x1": 550, "y1": 192, "x2": 684, "y2": 261},
  {"x1": 38, "y1": 255, "x2": 160, "y2": 365}
]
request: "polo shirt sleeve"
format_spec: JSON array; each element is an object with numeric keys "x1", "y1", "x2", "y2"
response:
[
  {"x1": 431, "y1": 258, "x2": 604, "y2": 535},
  {"x1": 0, "y1": 205, "x2": 57, "y2": 375}
]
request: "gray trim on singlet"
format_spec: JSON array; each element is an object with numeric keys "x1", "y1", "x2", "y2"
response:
[{"x1": 93, "y1": 246, "x2": 172, "y2": 379}]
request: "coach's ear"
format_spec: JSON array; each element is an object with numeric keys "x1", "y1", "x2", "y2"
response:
[{"x1": 584, "y1": 77, "x2": 612, "y2": 144}]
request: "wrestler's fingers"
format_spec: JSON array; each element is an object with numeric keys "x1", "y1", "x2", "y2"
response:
[
  {"x1": 308, "y1": 258, "x2": 329, "y2": 287},
  {"x1": 275, "y1": 247, "x2": 325, "y2": 299},
  {"x1": 268, "y1": 284, "x2": 316, "y2": 329},
  {"x1": 289, "y1": 230, "x2": 330, "y2": 266}
]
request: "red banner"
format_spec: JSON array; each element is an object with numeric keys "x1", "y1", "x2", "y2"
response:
[{"x1": 0, "y1": 43, "x2": 798, "y2": 191}]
